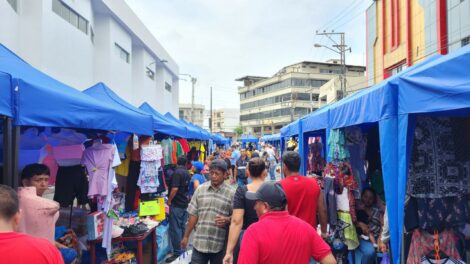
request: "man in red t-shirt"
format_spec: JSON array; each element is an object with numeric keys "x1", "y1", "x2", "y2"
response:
[
  {"x1": 280, "y1": 151, "x2": 328, "y2": 238},
  {"x1": 0, "y1": 184, "x2": 63, "y2": 264},
  {"x1": 238, "y1": 182, "x2": 335, "y2": 264}
]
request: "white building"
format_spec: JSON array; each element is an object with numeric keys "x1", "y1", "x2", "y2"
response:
[
  {"x1": 318, "y1": 76, "x2": 367, "y2": 106},
  {"x1": 179, "y1": 104, "x2": 205, "y2": 127},
  {"x1": 212, "y1": 108, "x2": 240, "y2": 135},
  {"x1": 0, "y1": 0, "x2": 179, "y2": 115}
]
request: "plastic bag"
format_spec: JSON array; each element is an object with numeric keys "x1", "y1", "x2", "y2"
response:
[
  {"x1": 171, "y1": 250, "x2": 192, "y2": 264},
  {"x1": 380, "y1": 253, "x2": 390, "y2": 264},
  {"x1": 156, "y1": 223, "x2": 170, "y2": 263}
]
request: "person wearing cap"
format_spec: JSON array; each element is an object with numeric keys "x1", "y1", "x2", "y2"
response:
[
  {"x1": 238, "y1": 182, "x2": 335, "y2": 264},
  {"x1": 181, "y1": 159, "x2": 236, "y2": 264},
  {"x1": 279, "y1": 151, "x2": 328, "y2": 237},
  {"x1": 189, "y1": 161, "x2": 206, "y2": 198},
  {"x1": 166, "y1": 156, "x2": 191, "y2": 263}
]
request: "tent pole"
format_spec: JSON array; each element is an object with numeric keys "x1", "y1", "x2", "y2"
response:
[
  {"x1": 2, "y1": 117, "x2": 12, "y2": 187},
  {"x1": 11, "y1": 125, "x2": 19, "y2": 189}
]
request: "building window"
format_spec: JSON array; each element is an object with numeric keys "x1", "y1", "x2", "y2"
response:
[
  {"x1": 146, "y1": 67, "x2": 155, "y2": 80},
  {"x1": 7, "y1": 0, "x2": 17, "y2": 11},
  {"x1": 179, "y1": 110, "x2": 184, "y2": 119},
  {"x1": 165, "y1": 82, "x2": 172, "y2": 92},
  {"x1": 114, "y1": 43, "x2": 130, "y2": 63},
  {"x1": 462, "y1": 36, "x2": 470, "y2": 47},
  {"x1": 320, "y1": 69, "x2": 342, "y2": 74},
  {"x1": 52, "y1": 0, "x2": 88, "y2": 34}
]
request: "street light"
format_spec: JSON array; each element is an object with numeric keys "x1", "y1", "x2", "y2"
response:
[{"x1": 179, "y1": 74, "x2": 197, "y2": 123}]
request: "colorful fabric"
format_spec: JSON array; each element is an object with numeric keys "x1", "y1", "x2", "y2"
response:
[
  {"x1": 406, "y1": 229, "x2": 462, "y2": 264},
  {"x1": 408, "y1": 117, "x2": 470, "y2": 198},
  {"x1": 137, "y1": 161, "x2": 160, "y2": 194},
  {"x1": 172, "y1": 141, "x2": 178, "y2": 164},
  {"x1": 199, "y1": 144, "x2": 206, "y2": 162},
  {"x1": 161, "y1": 139, "x2": 173, "y2": 165},
  {"x1": 177, "y1": 138, "x2": 190, "y2": 153},
  {"x1": 328, "y1": 129, "x2": 350, "y2": 161},
  {"x1": 176, "y1": 142, "x2": 184, "y2": 159},
  {"x1": 415, "y1": 195, "x2": 470, "y2": 231}
]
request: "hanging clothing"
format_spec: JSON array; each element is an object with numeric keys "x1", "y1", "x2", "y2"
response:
[
  {"x1": 102, "y1": 144, "x2": 121, "y2": 256},
  {"x1": 176, "y1": 142, "x2": 184, "y2": 159},
  {"x1": 172, "y1": 141, "x2": 178, "y2": 164},
  {"x1": 18, "y1": 187, "x2": 60, "y2": 243},
  {"x1": 161, "y1": 139, "x2": 173, "y2": 165},
  {"x1": 323, "y1": 176, "x2": 337, "y2": 227},
  {"x1": 199, "y1": 144, "x2": 206, "y2": 162},
  {"x1": 137, "y1": 144, "x2": 162, "y2": 194},
  {"x1": 328, "y1": 129, "x2": 350, "y2": 161},
  {"x1": 40, "y1": 145, "x2": 58, "y2": 185},
  {"x1": 337, "y1": 211, "x2": 359, "y2": 250},
  {"x1": 52, "y1": 144, "x2": 84, "y2": 167},
  {"x1": 82, "y1": 143, "x2": 115, "y2": 197},
  {"x1": 53, "y1": 165, "x2": 88, "y2": 207},
  {"x1": 115, "y1": 147, "x2": 130, "y2": 177},
  {"x1": 406, "y1": 229, "x2": 462, "y2": 264},
  {"x1": 408, "y1": 117, "x2": 470, "y2": 198},
  {"x1": 177, "y1": 138, "x2": 190, "y2": 153}
]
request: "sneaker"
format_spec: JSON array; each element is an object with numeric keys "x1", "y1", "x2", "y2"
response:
[{"x1": 165, "y1": 254, "x2": 180, "y2": 263}]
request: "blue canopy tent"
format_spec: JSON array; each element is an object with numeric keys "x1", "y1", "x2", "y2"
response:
[
  {"x1": 179, "y1": 119, "x2": 211, "y2": 140},
  {"x1": 386, "y1": 45, "x2": 470, "y2": 264},
  {"x1": 164, "y1": 112, "x2": 203, "y2": 140},
  {"x1": 260, "y1": 133, "x2": 281, "y2": 143},
  {"x1": 240, "y1": 135, "x2": 258, "y2": 143},
  {"x1": 139, "y1": 102, "x2": 188, "y2": 138},
  {"x1": 0, "y1": 72, "x2": 12, "y2": 118},
  {"x1": 298, "y1": 54, "x2": 441, "y2": 263},
  {"x1": 0, "y1": 44, "x2": 144, "y2": 132},
  {"x1": 83, "y1": 83, "x2": 154, "y2": 135}
]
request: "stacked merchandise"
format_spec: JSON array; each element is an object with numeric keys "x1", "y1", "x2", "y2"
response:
[{"x1": 404, "y1": 117, "x2": 470, "y2": 264}]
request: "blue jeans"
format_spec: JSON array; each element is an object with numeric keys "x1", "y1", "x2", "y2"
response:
[
  {"x1": 169, "y1": 206, "x2": 188, "y2": 255},
  {"x1": 269, "y1": 166, "x2": 276, "y2": 180},
  {"x1": 355, "y1": 239, "x2": 376, "y2": 264},
  {"x1": 237, "y1": 178, "x2": 248, "y2": 186}
]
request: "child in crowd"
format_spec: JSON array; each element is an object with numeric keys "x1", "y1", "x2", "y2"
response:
[{"x1": 188, "y1": 161, "x2": 206, "y2": 199}]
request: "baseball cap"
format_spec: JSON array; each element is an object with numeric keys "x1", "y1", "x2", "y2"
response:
[
  {"x1": 191, "y1": 161, "x2": 204, "y2": 171},
  {"x1": 245, "y1": 182, "x2": 287, "y2": 208},
  {"x1": 210, "y1": 159, "x2": 228, "y2": 172}
]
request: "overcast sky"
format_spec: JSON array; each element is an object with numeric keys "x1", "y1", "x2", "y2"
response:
[{"x1": 125, "y1": 0, "x2": 372, "y2": 110}]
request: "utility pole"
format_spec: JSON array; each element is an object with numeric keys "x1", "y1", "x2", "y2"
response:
[
  {"x1": 190, "y1": 77, "x2": 196, "y2": 123},
  {"x1": 314, "y1": 31, "x2": 351, "y2": 99},
  {"x1": 210, "y1": 86, "x2": 213, "y2": 133}
]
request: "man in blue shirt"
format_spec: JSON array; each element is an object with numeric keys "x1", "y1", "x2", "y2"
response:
[{"x1": 231, "y1": 145, "x2": 241, "y2": 176}]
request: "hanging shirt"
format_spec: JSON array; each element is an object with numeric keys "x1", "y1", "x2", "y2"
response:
[
  {"x1": 115, "y1": 147, "x2": 130, "y2": 176},
  {"x1": 177, "y1": 138, "x2": 190, "y2": 153},
  {"x1": 82, "y1": 143, "x2": 115, "y2": 197},
  {"x1": 53, "y1": 144, "x2": 84, "y2": 167},
  {"x1": 176, "y1": 142, "x2": 184, "y2": 159},
  {"x1": 161, "y1": 139, "x2": 173, "y2": 165},
  {"x1": 199, "y1": 144, "x2": 206, "y2": 162},
  {"x1": 172, "y1": 141, "x2": 178, "y2": 164}
]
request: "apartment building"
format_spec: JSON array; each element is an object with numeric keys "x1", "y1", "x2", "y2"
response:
[{"x1": 179, "y1": 104, "x2": 205, "y2": 127}]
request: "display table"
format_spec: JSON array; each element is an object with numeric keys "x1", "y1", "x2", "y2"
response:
[{"x1": 88, "y1": 226, "x2": 157, "y2": 264}]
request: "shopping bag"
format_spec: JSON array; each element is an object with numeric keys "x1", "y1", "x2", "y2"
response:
[
  {"x1": 154, "y1": 197, "x2": 166, "y2": 221},
  {"x1": 170, "y1": 250, "x2": 192, "y2": 264},
  {"x1": 380, "y1": 253, "x2": 390, "y2": 264},
  {"x1": 156, "y1": 223, "x2": 170, "y2": 263}
]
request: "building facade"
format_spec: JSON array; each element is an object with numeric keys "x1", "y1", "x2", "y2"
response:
[
  {"x1": 366, "y1": 0, "x2": 470, "y2": 85},
  {"x1": 0, "y1": 0, "x2": 179, "y2": 115},
  {"x1": 211, "y1": 108, "x2": 240, "y2": 136},
  {"x1": 237, "y1": 60, "x2": 365, "y2": 136},
  {"x1": 179, "y1": 104, "x2": 205, "y2": 127},
  {"x1": 318, "y1": 76, "x2": 367, "y2": 106}
]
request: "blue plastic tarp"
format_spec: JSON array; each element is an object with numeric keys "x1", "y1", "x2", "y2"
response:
[
  {"x1": 0, "y1": 44, "x2": 140, "y2": 132},
  {"x1": 83, "y1": 83, "x2": 154, "y2": 135},
  {"x1": 260, "y1": 133, "x2": 281, "y2": 142},
  {"x1": 139, "y1": 102, "x2": 188, "y2": 138},
  {"x1": 179, "y1": 119, "x2": 211, "y2": 140},
  {"x1": 0, "y1": 72, "x2": 12, "y2": 117}
]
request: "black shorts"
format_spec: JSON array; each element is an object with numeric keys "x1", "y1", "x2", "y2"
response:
[{"x1": 53, "y1": 165, "x2": 88, "y2": 207}]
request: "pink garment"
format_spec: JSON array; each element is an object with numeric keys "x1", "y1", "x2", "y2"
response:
[
  {"x1": 82, "y1": 143, "x2": 114, "y2": 197},
  {"x1": 52, "y1": 144, "x2": 84, "y2": 166},
  {"x1": 17, "y1": 187, "x2": 60, "y2": 243}
]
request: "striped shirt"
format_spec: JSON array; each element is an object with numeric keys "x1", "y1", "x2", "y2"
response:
[{"x1": 188, "y1": 181, "x2": 236, "y2": 253}]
